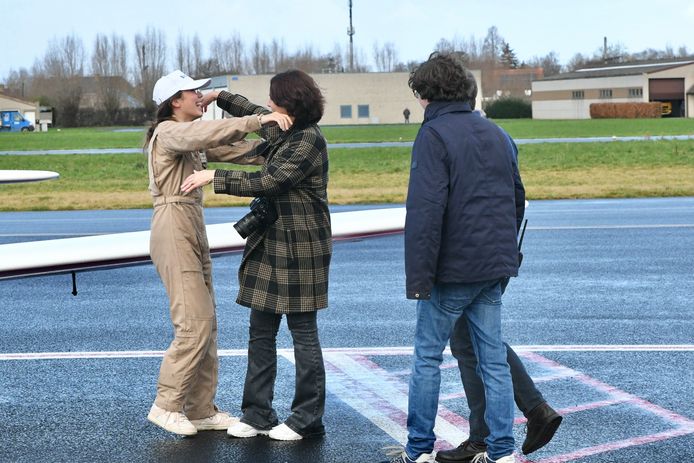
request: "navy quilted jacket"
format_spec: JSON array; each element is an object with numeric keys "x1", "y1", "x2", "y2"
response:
[{"x1": 405, "y1": 101, "x2": 525, "y2": 300}]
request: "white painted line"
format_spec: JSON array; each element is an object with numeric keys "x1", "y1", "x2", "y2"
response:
[
  {"x1": 2, "y1": 345, "x2": 694, "y2": 361},
  {"x1": 2, "y1": 345, "x2": 694, "y2": 461},
  {"x1": 512, "y1": 345, "x2": 694, "y2": 352}
]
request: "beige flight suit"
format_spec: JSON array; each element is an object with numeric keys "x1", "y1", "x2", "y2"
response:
[{"x1": 147, "y1": 116, "x2": 263, "y2": 419}]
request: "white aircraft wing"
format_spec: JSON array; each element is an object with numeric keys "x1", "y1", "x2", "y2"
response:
[
  {"x1": 0, "y1": 170, "x2": 60, "y2": 184},
  {"x1": 0, "y1": 207, "x2": 406, "y2": 281}
]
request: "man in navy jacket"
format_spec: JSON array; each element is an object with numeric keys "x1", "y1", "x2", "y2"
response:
[{"x1": 392, "y1": 53, "x2": 523, "y2": 463}]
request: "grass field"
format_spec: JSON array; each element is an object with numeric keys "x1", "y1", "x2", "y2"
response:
[
  {"x1": 1, "y1": 136, "x2": 693, "y2": 210},
  {"x1": 0, "y1": 118, "x2": 692, "y2": 151}
]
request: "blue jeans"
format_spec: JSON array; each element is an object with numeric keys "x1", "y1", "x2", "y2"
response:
[
  {"x1": 451, "y1": 320, "x2": 545, "y2": 443},
  {"x1": 405, "y1": 280, "x2": 515, "y2": 461}
]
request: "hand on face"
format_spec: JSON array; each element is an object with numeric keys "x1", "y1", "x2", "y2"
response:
[
  {"x1": 181, "y1": 169, "x2": 214, "y2": 193},
  {"x1": 200, "y1": 91, "x2": 219, "y2": 113}
]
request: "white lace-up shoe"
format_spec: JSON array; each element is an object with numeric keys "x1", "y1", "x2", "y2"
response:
[
  {"x1": 147, "y1": 404, "x2": 197, "y2": 436},
  {"x1": 226, "y1": 421, "x2": 269, "y2": 438},
  {"x1": 189, "y1": 411, "x2": 239, "y2": 431},
  {"x1": 471, "y1": 452, "x2": 516, "y2": 463},
  {"x1": 268, "y1": 423, "x2": 303, "y2": 441}
]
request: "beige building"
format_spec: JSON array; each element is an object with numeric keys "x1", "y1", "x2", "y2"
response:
[
  {"x1": 202, "y1": 70, "x2": 483, "y2": 125},
  {"x1": 531, "y1": 60, "x2": 694, "y2": 119},
  {"x1": 0, "y1": 93, "x2": 40, "y2": 125}
]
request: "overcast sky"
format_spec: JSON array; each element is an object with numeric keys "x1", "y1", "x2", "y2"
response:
[{"x1": 3, "y1": 0, "x2": 693, "y2": 79}]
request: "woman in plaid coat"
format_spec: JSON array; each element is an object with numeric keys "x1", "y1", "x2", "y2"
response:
[{"x1": 181, "y1": 70, "x2": 331, "y2": 441}]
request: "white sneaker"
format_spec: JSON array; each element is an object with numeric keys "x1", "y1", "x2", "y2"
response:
[
  {"x1": 189, "y1": 411, "x2": 239, "y2": 431},
  {"x1": 147, "y1": 403, "x2": 197, "y2": 436},
  {"x1": 268, "y1": 423, "x2": 302, "y2": 441},
  {"x1": 382, "y1": 446, "x2": 434, "y2": 462},
  {"x1": 226, "y1": 421, "x2": 269, "y2": 438},
  {"x1": 471, "y1": 452, "x2": 516, "y2": 463}
]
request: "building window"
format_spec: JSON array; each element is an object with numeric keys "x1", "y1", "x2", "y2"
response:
[
  {"x1": 628, "y1": 88, "x2": 643, "y2": 98},
  {"x1": 572, "y1": 90, "x2": 584, "y2": 99},
  {"x1": 599, "y1": 89, "x2": 613, "y2": 99},
  {"x1": 340, "y1": 105, "x2": 352, "y2": 118},
  {"x1": 357, "y1": 104, "x2": 370, "y2": 118}
]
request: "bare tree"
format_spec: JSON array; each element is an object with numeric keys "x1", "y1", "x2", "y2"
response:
[
  {"x1": 191, "y1": 35, "x2": 204, "y2": 77},
  {"x1": 434, "y1": 35, "x2": 484, "y2": 66},
  {"x1": 482, "y1": 26, "x2": 504, "y2": 64},
  {"x1": 174, "y1": 33, "x2": 206, "y2": 78},
  {"x1": 2, "y1": 67, "x2": 33, "y2": 99},
  {"x1": 351, "y1": 46, "x2": 370, "y2": 72},
  {"x1": 34, "y1": 34, "x2": 86, "y2": 126},
  {"x1": 566, "y1": 52, "x2": 588, "y2": 71},
  {"x1": 290, "y1": 44, "x2": 320, "y2": 72},
  {"x1": 211, "y1": 33, "x2": 246, "y2": 74},
  {"x1": 373, "y1": 42, "x2": 399, "y2": 72},
  {"x1": 330, "y1": 43, "x2": 345, "y2": 72},
  {"x1": 133, "y1": 26, "x2": 167, "y2": 112},
  {"x1": 249, "y1": 38, "x2": 271, "y2": 74},
  {"x1": 528, "y1": 51, "x2": 562, "y2": 77},
  {"x1": 269, "y1": 38, "x2": 288, "y2": 72},
  {"x1": 175, "y1": 33, "x2": 194, "y2": 76},
  {"x1": 92, "y1": 33, "x2": 128, "y2": 121}
]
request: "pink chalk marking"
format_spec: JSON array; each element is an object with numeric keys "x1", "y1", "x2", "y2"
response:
[
  {"x1": 521, "y1": 352, "x2": 694, "y2": 428},
  {"x1": 3, "y1": 345, "x2": 694, "y2": 461},
  {"x1": 530, "y1": 428, "x2": 694, "y2": 463},
  {"x1": 323, "y1": 357, "x2": 409, "y2": 429},
  {"x1": 350, "y1": 354, "x2": 471, "y2": 448}
]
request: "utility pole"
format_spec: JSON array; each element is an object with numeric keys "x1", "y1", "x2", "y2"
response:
[{"x1": 348, "y1": 0, "x2": 355, "y2": 72}]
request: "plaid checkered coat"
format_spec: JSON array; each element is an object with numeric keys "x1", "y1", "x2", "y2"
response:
[{"x1": 213, "y1": 92, "x2": 331, "y2": 313}]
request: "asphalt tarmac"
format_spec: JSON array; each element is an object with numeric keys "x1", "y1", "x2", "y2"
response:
[{"x1": 0, "y1": 198, "x2": 693, "y2": 463}]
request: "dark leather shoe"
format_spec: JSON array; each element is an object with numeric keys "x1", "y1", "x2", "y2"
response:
[
  {"x1": 522, "y1": 402, "x2": 563, "y2": 455},
  {"x1": 435, "y1": 439, "x2": 487, "y2": 463}
]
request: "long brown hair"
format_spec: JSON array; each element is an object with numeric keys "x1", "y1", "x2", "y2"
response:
[{"x1": 143, "y1": 91, "x2": 181, "y2": 148}]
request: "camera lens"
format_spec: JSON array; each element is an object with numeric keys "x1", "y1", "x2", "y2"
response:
[
  {"x1": 233, "y1": 211, "x2": 259, "y2": 239},
  {"x1": 233, "y1": 197, "x2": 277, "y2": 239}
]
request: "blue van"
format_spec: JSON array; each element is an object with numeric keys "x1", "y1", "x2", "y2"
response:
[{"x1": 0, "y1": 110, "x2": 35, "y2": 132}]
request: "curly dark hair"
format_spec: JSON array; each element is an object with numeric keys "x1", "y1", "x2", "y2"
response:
[
  {"x1": 270, "y1": 70, "x2": 325, "y2": 127},
  {"x1": 408, "y1": 52, "x2": 477, "y2": 106}
]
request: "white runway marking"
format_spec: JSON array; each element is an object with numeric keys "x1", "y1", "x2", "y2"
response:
[
  {"x1": 2, "y1": 345, "x2": 693, "y2": 461},
  {"x1": 2, "y1": 344, "x2": 694, "y2": 361}
]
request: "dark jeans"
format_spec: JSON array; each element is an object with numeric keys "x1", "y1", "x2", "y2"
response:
[
  {"x1": 450, "y1": 316, "x2": 545, "y2": 443},
  {"x1": 240, "y1": 310, "x2": 326, "y2": 436}
]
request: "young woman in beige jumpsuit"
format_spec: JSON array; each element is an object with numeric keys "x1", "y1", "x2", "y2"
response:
[{"x1": 145, "y1": 70, "x2": 291, "y2": 436}]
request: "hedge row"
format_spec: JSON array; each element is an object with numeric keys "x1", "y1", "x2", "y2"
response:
[
  {"x1": 589, "y1": 102, "x2": 662, "y2": 119},
  {"x1": 54, "y1": 108, "x2": 151, "y2": 127},
  {"x1": 483, "y1": 98, "x2": 532, "y2": 119}
]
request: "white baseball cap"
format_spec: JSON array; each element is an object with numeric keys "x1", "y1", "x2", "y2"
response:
[{"x1": 152, "y1": 70, "x2": 211, "y2": 105}]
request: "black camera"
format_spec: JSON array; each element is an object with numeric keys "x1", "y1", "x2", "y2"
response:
[{"x1": 234, "y1": 197, "x2": 278, "y2": 238}]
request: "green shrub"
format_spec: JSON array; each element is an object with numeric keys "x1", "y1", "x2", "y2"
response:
[{"x1": 483, "y1": 97, "x2": 532, "y2": 119}]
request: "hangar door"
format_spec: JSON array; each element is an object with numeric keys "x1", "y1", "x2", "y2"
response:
[{"x1": 649, "y1": 78, "x2": 684, "y2": 117}]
